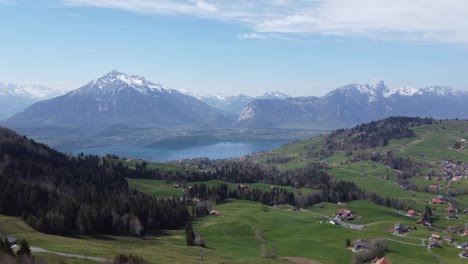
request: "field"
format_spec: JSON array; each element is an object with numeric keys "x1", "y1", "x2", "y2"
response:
[{"x1": 3, "y1": 198, "x2": 465, "y2": 264}]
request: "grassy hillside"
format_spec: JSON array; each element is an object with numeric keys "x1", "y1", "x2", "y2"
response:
[
  {"x1": 5, "y1": 198, "x2": 468, "y2": 263},
  {"x1": 3, "y1": 118, "x2": 468, "y2": 263}
]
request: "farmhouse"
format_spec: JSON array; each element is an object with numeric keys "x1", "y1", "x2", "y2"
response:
[
  {"x1": 457, "y1": 242, "x2": 468, "y2": 249},
  {"x1": 431, "y1": 198, "x2": 443, "y2": 204},
  {"x1": 430, "y1": 234, "x2": 441, "y2": 240},
  {"x1": 353, "y1": 239, "x2": 369, "y2": 252},
  {"x1": 446, "y1": 207, "x2": 458, "y2": 219},
  {"x1": 407, "y1": 209, "x2": 420, "y2": 217},
  {"x1": 443, "y1": 237, "x2": 453, "y2": 242},
  {"x1": 424, "y1": 176, "x2": 431, "y2": 180},
  {"x1": 393, "y1": 223, "x2": 408, "y2": 235},
  {"x1": 429, "y1": 184, "x2": 439, "y2": 190},
  {"x1": 335, "y1": 208, "x2": 355, "y2": 220},
  {"x1": 428, "y1": 240, "x2": 441, "y2": 248},
  {"x1": 453, "y1": 176, "x2": 462, "y2": 181},
  {"x1": 209, "y1": 209, "x2": 220, "y2": 216}
]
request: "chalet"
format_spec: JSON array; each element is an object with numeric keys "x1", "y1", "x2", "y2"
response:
[
  {"x1": 375, "y1": 257, "x2": 392, "y2": 264},
  {"x1": 458, "y1": 242, "x2": 468, "y2": 249},
  {"x1": 463, "y1": 208, "x2": 468, "y2": 214},
  {"x1": 431, "y1": 198, "x2": 443, "y2": 204},
  {"x1": 238, "y1": 184, "x2": 248, "y2": 190},
  {"x1": 453, "y1": 176, "x2": 462, "y2": 181},
  {"x1": 407, "y1": 209, "x2": 420, "y2": 217},
  {"x1": 172, "y1": 184, "x2": 181, "y2": 188},
  {"x1": 429, "y1": 185, "x2": 439, "y2": 190},
  {"x1": 463, "y1": 230, "x2": 468, "y2": 236},
  {"x1": 434, "y1": 176, "x2": 441, "y2": 181},
  {"x1": 209, "y1": 209, "x2": 220, "y2": 216},
  {"x1": 430, "y1": 234, "x2": 441, "y2": 240},
  {"x1": 353, "y1": 239, "x2": 369, "y2": 252},
  {"x1": 335, "y1": 209, "x2": 355, "y2": 220},
  {"x1": 436, "y1": 195, "x2": 447, "y2": 202},
  {"x1": 443, "y1": 237, "x2": 453, "y2": 242},
  {"x1": 441, "y1": 176, "x2": 449, "y2": 181},
  {"x1": 448, "y1": 212, "x2": 457, "y2": 219},
  {"x1": 447, "y1": 207, "x2": 455, "y2": 213},
  {"x1": 424, "y1": 176, "x2": 431, "y2": 180},
  {"x1": 394, "y1": 223, "x2": 408, "y2": 235},
  {"x1": 428, "y1": 240, "x2": 441, "y2": 248}
]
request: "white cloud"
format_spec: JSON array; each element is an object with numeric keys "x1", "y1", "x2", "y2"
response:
[
  {"x1": 64, "y1": 0, "x2": 468, "y2": 45},
  {"x1": 238, "y1": 33, "x2": 267, "y2": 40}
]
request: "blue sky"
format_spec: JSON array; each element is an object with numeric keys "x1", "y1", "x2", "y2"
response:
[{"x1": 1, "y1": 0, "x2": 468, "y2": 96}]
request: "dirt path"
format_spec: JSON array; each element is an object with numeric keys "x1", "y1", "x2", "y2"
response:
[{"x1": 31, "y1": 247, "x2": 110, "y2": 263}]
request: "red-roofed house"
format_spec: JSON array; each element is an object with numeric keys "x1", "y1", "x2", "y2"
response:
[
  {"x1": 335, "y1": 208, "x2": 354, "y2": 220},
  {"x1": 429, "y1": 184, "x2": 439, "y2": 190},
  {"x1": 431, "y1": 198, "x2": 443, "y2": 204},
  {"x1": 376, "y1": 257, "x2": 392, "y2": 264},
  {"x1": 407, "y1": 209, "x2": 420, "y2": 217}
]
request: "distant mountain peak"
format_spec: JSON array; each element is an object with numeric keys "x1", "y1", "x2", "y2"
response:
[
  {"x1": 76, "y1": 71, "x2": 169, "y2": 97},
  {"x1": 260, "y1": 91, "x2": 289, "y2": 99}
]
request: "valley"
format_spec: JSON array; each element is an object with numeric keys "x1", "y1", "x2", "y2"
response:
[{"x1": 2, "y1": 117, "x2": 468, "y2": 263}]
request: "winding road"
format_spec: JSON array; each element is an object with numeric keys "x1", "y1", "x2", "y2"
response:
[{"x1": 31, "y1": 247, "x2": 110, "y2": 263}]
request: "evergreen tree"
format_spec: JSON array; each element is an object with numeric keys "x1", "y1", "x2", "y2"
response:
[
  {"x1": 423, "y1": 205, "x2": 433, "y2": 223},
  {"x1": 185, "y1": 222, "x2": 195, "y2": 246}
]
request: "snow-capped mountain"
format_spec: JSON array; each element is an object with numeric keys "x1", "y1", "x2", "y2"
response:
[
  {"x1": 179, "y1": 90, "x2": 289, "y2": 114},
  {"x1": 3, "y1": 71, "x2": 233, "y2": 129},
  {"x1": 238, "y1": 81, "x2": 468, "y2": 128},
  {"x1": 0, "y1": 82, "x2": 62, "y2": 120}
]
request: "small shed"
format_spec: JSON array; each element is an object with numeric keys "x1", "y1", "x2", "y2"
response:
[{"x1": 209, "y1": 209, "x2": 220, "y2": 216}]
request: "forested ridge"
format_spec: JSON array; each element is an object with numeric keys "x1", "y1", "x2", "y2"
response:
[{"x1": 0, "y1": 127, "x2": 190, "y2": 236}]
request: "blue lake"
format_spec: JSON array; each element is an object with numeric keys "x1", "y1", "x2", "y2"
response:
[{"x1": 72, "y1": 140, "x2": 291, "y2": 162}]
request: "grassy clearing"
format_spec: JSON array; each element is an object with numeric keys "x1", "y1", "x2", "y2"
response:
[
  {"x1": 128, "y1": 178, "x2": 319, "y2": 198},
  {"x1": 127, "y1": 178, "x2": 185, "y2": 197}
]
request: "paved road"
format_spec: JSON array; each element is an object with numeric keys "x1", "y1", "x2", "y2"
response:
[{"x1": 31, "y1": 247, "x2": 110, "y2": 263}]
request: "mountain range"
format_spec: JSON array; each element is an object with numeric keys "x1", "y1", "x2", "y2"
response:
[
  {"x1": 3, "y1": 72, "x2": 468, "y2": 149},
  {"x1": 0, "y1": 82, "x2": 62, "y2": 120},
  {"x1": 238, "y1": 81, "x2": 468, "y2": 128},
  {"x1": 179, "y1": 90, "x2": 289, "y2": 114},
  {"x1": 3, "y1": 71, "x2": 232, "y2": 129}
]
